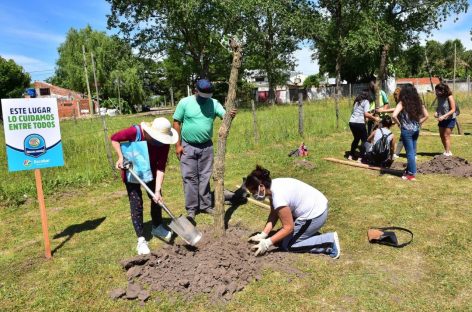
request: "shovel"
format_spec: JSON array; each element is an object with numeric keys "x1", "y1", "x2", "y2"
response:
[{"x1": 122, "y1": 160, "x2": 202, "y2": 246}]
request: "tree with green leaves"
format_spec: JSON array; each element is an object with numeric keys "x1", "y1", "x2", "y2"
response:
[
  {"x1": 0, "y1": 56, "x2": 31, "y2": 119},
  {"x1": 242, "y1": 0, "x2": 301, "y2": 104},
  {"x1": 107, "y1": 0, "x2": 240, "y2": 80},
  {"x1": 51, "y1": 25, "x2": 145, "y2": 112}
]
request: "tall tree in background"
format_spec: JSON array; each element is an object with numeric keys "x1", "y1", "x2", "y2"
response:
[
  {"x1": 304, "y1": 0, "x2": 364, "y2": 126},
  {"x1": 107, "y1": 0, "x2": 239, "y2": 80},
  {"x1": 242, "y1": 0, "x2": 300, "y2": 104},
  {"x1": 0, "y1": 56, "x2": 31, "y2": 120},
  {"x1": 52, "y1": 26, "x2": 145, "y2": 111}
]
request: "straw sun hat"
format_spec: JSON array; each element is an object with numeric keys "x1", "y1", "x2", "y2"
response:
[{"x1": 141, "y1": 118, "x2": 178, "y2": 145}]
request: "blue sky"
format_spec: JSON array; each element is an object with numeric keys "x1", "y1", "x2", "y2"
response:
[{"x1": 1, "y1": 1, "x2": 471, "y2": 81}]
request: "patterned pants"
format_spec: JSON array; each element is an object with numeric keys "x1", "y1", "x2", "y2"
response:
[{"x1": 125, "y1": 180, "x2": 162, "y2": 237}]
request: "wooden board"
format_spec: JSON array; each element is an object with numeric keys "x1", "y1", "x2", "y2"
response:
[{"x1": 323, "y1": 157, "x2": 404, "y2": 176}]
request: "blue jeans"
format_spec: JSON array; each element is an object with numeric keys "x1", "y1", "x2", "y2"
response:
[
  {"x1": 281, "y1": 209, "x2": 335, "y2": 254},
  {"x1": 401, "y1": 128, "x2": 419, "y2": 175}
]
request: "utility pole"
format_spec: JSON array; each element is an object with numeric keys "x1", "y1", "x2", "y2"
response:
[
  {"x1": 115, "y1": 77, "x2": 121, "y2": 113},
  {"x1": 82, "y1": 45, "x2": 93, "y2": 115},
  {"x1": 91, "y1": 53, "x2": 114, "y2": 170}
]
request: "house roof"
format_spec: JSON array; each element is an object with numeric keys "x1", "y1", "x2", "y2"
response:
[
  {"x1": 396, "y1": 77, "x2": 440, "y2": 85},
  {"x1": 33, "y1": 81, "x2": 83, "y2": 99}
]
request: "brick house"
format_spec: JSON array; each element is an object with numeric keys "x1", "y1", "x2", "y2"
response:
[
  {"x1": 31, "y1": 81, "x2": 97, "y2": 118},
  {"x1": 396, "y1": 77, "x2": 441, "y2": 93}
]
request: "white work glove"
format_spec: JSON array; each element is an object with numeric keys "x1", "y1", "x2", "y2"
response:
[
  {"x1": 248, "y1": 232, "x2": 268, "y2": 243},
  {"x1": 251, "y1": 238, "x2": 273, "y2": 256}
]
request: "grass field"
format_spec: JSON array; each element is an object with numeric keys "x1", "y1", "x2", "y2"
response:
[{"x1": 1, "y1": 95, "x2": 472, "y2": 311}]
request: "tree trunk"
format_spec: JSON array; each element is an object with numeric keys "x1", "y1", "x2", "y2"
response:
[
  {"x1": 298, "y1": 88, "x2": 304, "y2": 136},
  {"x1": 376, "y1": 44, "x2": 390, "y2": 110},
  {"x1": 268, "y1": 80, "x2": 276, "y2": 105},
  {"x1": 251, "y1": 100, "x2": 259, "y2": 143},
  {"x1": 335, "y1": 55, "x2": 341, "y2": 129},
  {"x1": 212, "y1": 38, "x2": 242, "y2": 237}
]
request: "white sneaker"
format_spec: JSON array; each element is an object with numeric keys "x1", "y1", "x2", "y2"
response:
[
  {"x1": 443, "y1": 151, "x2": 453, "y2": 156},
  {"x1": 151, "y1": 224, "x2": 172, "y2": 242},
  {"x1": 137, "y1": 237, "x2": 150, "y2": 255},
  {"x1": 393, "y1": 154, "x2": 399, "y2": 159},
  {"x1": 347, "y1": 155, "x2": 353, "y2": 161}
]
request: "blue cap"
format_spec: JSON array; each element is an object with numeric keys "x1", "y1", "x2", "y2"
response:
[{"x1": 196, "y1": 79, "x2": 214, "y2": 93}]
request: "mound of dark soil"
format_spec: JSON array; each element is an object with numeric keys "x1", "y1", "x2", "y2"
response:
[
  {"x1": 110, "y1": 227, "x2": 303, "y2": 303},
  {"x1": 417, "y1": 155, "x2": 472, "y2": 177}
]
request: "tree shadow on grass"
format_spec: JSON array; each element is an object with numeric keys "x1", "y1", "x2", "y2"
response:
[
  {"x1": 224, "y1": 186, "x2": 250, "y2": 229},
  {"x1": 52, "y1": 217, "x2": 106, "y2": 255}
]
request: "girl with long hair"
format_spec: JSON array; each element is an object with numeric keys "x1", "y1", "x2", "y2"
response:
[{"x1": 392, "y1": 84, "x2": 429, "y2": 181}]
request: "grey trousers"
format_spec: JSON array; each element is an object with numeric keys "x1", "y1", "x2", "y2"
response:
[
  {"x1": 180, "y1": 140, "x2": 213, "y2": 213},
  {"x1": 281, "y1": 209, "x2": 335, "y2": 254}
]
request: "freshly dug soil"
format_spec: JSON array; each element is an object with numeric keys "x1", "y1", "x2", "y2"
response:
[
  {"x1": 111, "y1": 227, "x2": 303, "y2": 303},
  {"x1": 417, "y1": 155, "x2": 472, "y2": 177}
]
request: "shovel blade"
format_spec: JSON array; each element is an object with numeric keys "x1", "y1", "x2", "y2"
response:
[{"x1": 169, "y1": 217, "x2": 202, "y2": 246}]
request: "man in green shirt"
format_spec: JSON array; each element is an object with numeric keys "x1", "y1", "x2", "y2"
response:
[
  {"x1": 368, "y1": 79, "x2": 390, "y2": 134},
  {"x1": 173, "y1": 79, "x2": 236, "y2": 220}
]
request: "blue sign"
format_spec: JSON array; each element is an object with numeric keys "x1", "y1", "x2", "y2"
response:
[{"x1": 1, "y1": 98, "x2": 64, "y2": 172}]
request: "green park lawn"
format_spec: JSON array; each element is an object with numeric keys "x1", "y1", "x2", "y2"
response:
[{"x1": 1, "y1": 96, "x2": 472, "y2": 311}]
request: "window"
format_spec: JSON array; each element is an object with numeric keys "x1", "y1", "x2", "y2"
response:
[
  {"x1": 255, "y1": 76, "x2": 265, "y2": 82},
  {"x1": 39, "y1": 88, "x2": 51, "y2": 96}
]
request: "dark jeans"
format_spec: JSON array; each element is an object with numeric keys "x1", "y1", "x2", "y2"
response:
[
  {"x1": 401, "y1": 128, "x2": 420, "y2": 175},
  {"x1": 125, "y1": 180, "x2": 163, "y2": 237},
  {"x1": 349, "y1": 122, "x2": 368, "y2": 157}
]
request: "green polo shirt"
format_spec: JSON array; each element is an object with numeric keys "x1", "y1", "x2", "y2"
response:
[
  {"x1": 173, "y1": 95, "x2": 226, "y2": 144},
  {"x1": 369, "y1": 90, "x2": 389, "y2": 111}
]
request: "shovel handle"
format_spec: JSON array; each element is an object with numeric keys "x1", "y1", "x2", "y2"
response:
[{"x1": 127, "y1": 167, "x2": 177, "y2": 219}]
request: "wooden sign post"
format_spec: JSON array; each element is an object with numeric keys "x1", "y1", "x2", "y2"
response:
[
  {"x1": 1, "y1": 98, "x2": 64, "y2": 259},
  {"x1": 35, "y1": 169, "x2": 51, "y2": 258}
]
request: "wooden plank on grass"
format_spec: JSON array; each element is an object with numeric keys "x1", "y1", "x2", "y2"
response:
[{"x1": 323, "y1": 157, "x2": 404, "y2": 176}]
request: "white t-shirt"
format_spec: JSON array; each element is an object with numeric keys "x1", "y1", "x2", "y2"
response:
[{"x1": 270, "y1": 178, "x2": 328, "y2": 220}]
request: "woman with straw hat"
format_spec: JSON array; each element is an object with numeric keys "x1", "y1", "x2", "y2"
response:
[{"x1": 111, "y1": 117, "x2": 178, "y2": 255}]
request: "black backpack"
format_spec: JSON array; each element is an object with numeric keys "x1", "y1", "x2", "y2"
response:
[{"x1": 371, "y1": 128, "x2": 392, "y2": 164}]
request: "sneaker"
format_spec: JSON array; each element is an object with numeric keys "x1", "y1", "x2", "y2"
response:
[
  {"x1": 407, "y1": 175, "x2": 416, "y2": 181},
  {"x1": 393, "y1": 154, "x2": 399, "y2": 160},
  {"x1": 200, "y1": 207, "x2": 215, "y2": 215},
  {"x1": 151, "y1": 224, "x2": 172, "y2": 242},
  {"x1": 137, "y1": 237, "x2": 150, "y2": 255},
  {"x1": 329, "y1": 232, "x2": 341, "y2": 259},
  {"x1": 357, "y1": 158, "x2": 363, "y2": 163},
  {"x1": 402, "y1": 174, "x2": 416, "y2": 181},
  {"x1": 347, "y1": 155, "x2": 353, "y2": 161},
  {"x1": 443, "y1": 151, "x2": 453, "y2": 156}
]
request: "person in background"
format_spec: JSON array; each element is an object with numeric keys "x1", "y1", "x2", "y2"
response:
[
  {"x1": 392, "y1": 84, "x2": 429, "y2": 181},
  {"x1": 368, "y1": 79, "x2": 390, "y2": 134},
  {"x1": 246, "y1": 166, "x2": 341, "y2": 259},
  {"x1": 111, "y1": 118, "x2": 178, "y2": 255},
  {"x1": 434, "y1": 82, "x2": 456, "y2": 156},
  {"x1": 364, "y1": 115, "x2": 396, "y2": 166},
  {"x1": 173, "y1": 79, "x2": 237, "y2": 220},
  {"x1": 348, "y1": 91, "x2": 379, "y2": 161}
]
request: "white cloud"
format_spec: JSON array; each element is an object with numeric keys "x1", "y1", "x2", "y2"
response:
[
  {"x1": 1, "y1": 54, "x2": 54, "y2": 77},
  {"x1": 293, "y1": 47, "x2": 319, "y2": 76},
  {"x1": 4, "y1": 28, "x2": 64, "y2": 44}
]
